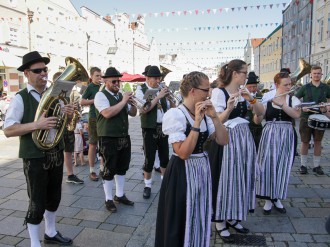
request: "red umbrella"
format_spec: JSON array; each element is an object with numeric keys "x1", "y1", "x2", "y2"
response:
[{"x1": 120, "y1": 72, "x2": 146, "y2": 82}]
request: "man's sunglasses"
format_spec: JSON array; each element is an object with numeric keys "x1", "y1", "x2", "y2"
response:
[
  {"x1": 27, "y1": 67, "x2": 48, "y2": 74},
  {"x1": 111, "y1": 80, "x2": 121, "y2": 84}
]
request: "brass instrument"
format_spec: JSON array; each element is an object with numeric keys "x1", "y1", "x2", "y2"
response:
[
  {"x1": 324, "y1": 72, "x2": 330, "y2": 85},
  {"x1": 290, "y1": 58, "x2": 311, "y2": 84},
  {"x1": 122, "y1": 88, "x2": 151, "y2": 111},
  {"x1": 158, "y1": 83, "x2": 181, "y2": 106},
  {"x1": 32, "y1": 57, "x2": 89, "y2": 150},
  {"x1": 302, "y1": 102, "x2": 330, "y2": 110},
  {"x1": 67, "y1": 90, "x2": 83, "y2": 132}
]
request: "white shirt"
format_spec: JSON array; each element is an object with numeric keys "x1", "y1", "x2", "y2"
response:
[
  {"x1": 94, "y1": 88, "x2": 131, "y2": 114},
  {"x1": 162, "y1": 105, "x2": 215, "y2": 144},
  {"x1": 210, "y1": 88, "x2": 245, "y2": 113},
  {"x1": 135, "y1": 83, "x2": 170, "y2": 123},
  {"x1": 265, "y1": 95, "x2": 301, "y2": 110},
  {"x1": 4, "y1": 84, "x2": 46, "y2": 129}
]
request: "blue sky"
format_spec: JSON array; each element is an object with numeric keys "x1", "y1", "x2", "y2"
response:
[{"x1": 70, "y1": 0, "x2": 290, "y2": 64}]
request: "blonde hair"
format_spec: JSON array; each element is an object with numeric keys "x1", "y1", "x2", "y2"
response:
[{"x1": 180, "y1": 71, "x2": 209, "y2": 97}]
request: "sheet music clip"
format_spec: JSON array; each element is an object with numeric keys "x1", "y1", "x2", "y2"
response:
[{"x1": 144, "y1": 88, "x2": 158, "y2": 100}]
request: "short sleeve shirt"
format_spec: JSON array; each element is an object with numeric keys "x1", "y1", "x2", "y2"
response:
[{"x1": 82, "y1": 83, "x2": 101, "y2": 118}]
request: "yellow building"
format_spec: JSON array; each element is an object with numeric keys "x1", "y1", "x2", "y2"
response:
[{"x1": 258, "y1": 25, "x2": 282, "y2": 89}]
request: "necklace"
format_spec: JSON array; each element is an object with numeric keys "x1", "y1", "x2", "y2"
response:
[{"x1": 183, "y1": 104, "x2": 195, "y2": 117}]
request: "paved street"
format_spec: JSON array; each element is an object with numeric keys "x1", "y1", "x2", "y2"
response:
[{"x1": 0, "y1": 117, "x2": 329, "y2": 247}]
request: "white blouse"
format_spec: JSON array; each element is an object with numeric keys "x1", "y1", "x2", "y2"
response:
[
  {"x1": 162, "y1": 105, "x2": 215, "y2": 144},
  {"x1": 211, "y1": 88, "x2": 245, "y2": 113},
  {"x1": 266, "y1": 95, "x2": 301, "y2": 110}
]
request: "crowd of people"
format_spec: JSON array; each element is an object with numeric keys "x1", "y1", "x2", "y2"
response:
[{"x1": 3, "y1": 50, "x2": 330, "y2": 247}]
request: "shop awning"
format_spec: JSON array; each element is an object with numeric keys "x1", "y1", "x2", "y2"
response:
[
  {"x1": 0, "y1": 50, "x2": 21, "y2": 68},
  {"x1": 120, "y1": 72, "x2": 146, "y2": 82}
]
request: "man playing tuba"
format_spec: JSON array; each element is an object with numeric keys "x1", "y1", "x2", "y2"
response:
[{"x1": 3, "y1": 51, "x2": 74, "y2": 246}]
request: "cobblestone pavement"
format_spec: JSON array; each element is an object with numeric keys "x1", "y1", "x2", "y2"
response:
[{"x1": 0, "y1": 117, "x2": 329, "y2": 247}]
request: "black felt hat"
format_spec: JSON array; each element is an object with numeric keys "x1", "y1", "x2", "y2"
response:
[
  {"x1": 146, "y1": 66, "x2": 162, "y2": 77},
  {"x1": 246, "y1": 72, "x2": 260, "y2": 85},
  {"x1": 17, "y1": 51, "x2": 50, "y2": 72},
  {"x1": 142, "y1": 65, "x2": 151, "y2": 76},
  {"x1": 101, "y1": 67, "x2": 122, "y2": 78},
  {"x1": 280, "y1": 68, "x2": 291, "y2": 74}
]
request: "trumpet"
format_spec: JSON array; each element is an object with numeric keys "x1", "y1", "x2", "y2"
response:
[
  {"x1": 122, "y1": 89, "x2": 151, "y2": 111},
  {"x1": 158, "y1": 83, "x2": 181, "y2": 106},
  {"x1": 301, "y1": 102, "x2": 330, "y2": 110}
]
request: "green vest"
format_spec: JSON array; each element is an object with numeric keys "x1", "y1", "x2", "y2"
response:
[
  {"x1": 17, "y1": 89, "x2": 65, "y2": 158},
  {"x1": 140, "y1": 83, "x2": 168, "y2": 128},
  {"x1": 96, "y1": 90, "x2": 129, "y2": 137}
]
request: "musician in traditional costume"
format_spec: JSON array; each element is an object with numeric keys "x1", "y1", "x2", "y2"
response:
[
  {"x1": 155, "y1": 71, "x2": 228, "y2": 247},
  {"x1": 135, "y1": 66, "x2": 175, "y2": 199},
  {"x1": 4, "y1": 51, "x2": 74, "y2": 246},
  {"x1": 245, "y1": 72, "x2": 263, "y2": 150},
  {"x1": 209, "y1": 59, "x2": 264, "y2": 243},
  {"x1": 256, "y1": 71, "x2": 301, "y2": 215},
  {"x1": 94, "y1": 67, "x2": 137, "y2": 213},
  {"x1": 295, "y1": 65, "x2": 330, "y2": 175}
]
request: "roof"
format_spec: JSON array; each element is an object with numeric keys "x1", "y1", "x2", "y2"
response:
[{"x1": 251, "y1": 38, "x2": 264, "y2": 49}]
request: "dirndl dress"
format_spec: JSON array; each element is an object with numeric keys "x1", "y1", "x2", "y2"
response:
[
  {"x1": 256, "y1": 96, "x2": 298, "y2": 200},
  {"x1": 155, "y1": 106, "x2": 215, "y2": 247},
  {"x1": 209, "y1": 88, "x2": 258, "y2": 221}
]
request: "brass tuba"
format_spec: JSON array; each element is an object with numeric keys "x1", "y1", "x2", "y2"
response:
[
  {"x1": 324, "y1": 72, "x2": 330, "y2": 85},
  {"x1": 32, "y1": 57, "x2": 89, "y2": 150},
  {"x1": 290, "y1": 58, "x2": 311, "y2": 84}
]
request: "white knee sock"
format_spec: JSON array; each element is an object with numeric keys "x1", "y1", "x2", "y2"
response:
[
  {"x1": 161, "y1": 175, "x2": 163, "y2": 180},
  {"x1": 154, "y1": 150, "x2": 160, "y2": 168},
  {"x1": 313, "y1": 155, "x2": 321, "y2": 168},
  {"x1": 215, "y1": 222, "x2": 230, "y2": 236},
  {"x1": 90, "y1": 166, "x2": 95, "y2": 173},
  {"x1": 274, "y1": 199, "x2": 284, "y2": 208},
  {"x1": 144, "y1": 178, "x2": 152, "y2": 188},
  {"x1": 300, "y1": 155, "x2": 308, "y2": 167},
  {"x1": 115, "y1": 175, "x2": 125, "y2": 197},
  {"x1": 27, "y1": 223, "x2": 41, "y2": 247},
  {"x1": 44, "y1": 210, "x2": 57, "y2": 237},
  {"x1": 103, "y1": 179, "x2": 113, "y2": 201},
  {"x1": 263, "y1": 200, "x2": 273, "y2": 210},
  {"x1": 227, "y1": 220, "x2": 243, "y2": 229}
]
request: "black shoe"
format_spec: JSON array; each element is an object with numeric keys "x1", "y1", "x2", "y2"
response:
[
  {"x1": 226, "y1": 221, "x2": 249, "y2": 234},
  {"x1": 300, "y1": 165, "x2": 307, "y2": 174},
  {"x1": 263, "y1": 208, "x2": 272, "y2": 215},
  {"x1": 313, "y1": 166, "x2": 324, "y2": 175},
  {"x1": 114, "y1": 194, "x2": 134, "y2": 206},
  {"x1": 272, "y1": 202, "x2": 286, "y2": 214},
  {"x1": 143, "y1": 187, "x2": 151, "y2": 199},
  {"x1": 44, "y1": 231, "x2": 73, "y2": 245},
  {"x1": 154, "y1": 167, "x2": 161, "y2": 173},
  {"x1": 66, "y1": 175, "x2": 84, "y2": 184},
  {"x1": 105, "y1": 200, "x2": 117, "y2": 212},
  {"x1": 215, "y1": 226, "x2": 234, "y2": 243}
]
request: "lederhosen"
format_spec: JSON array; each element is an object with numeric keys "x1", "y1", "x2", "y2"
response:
[
  {"x1": 155, "y1": 107, "x2": 211, "y2": 247},
  {"x1": 18, "y1": 88, "x2": 64, "y2": 225},
  {"x1": 140, "y1": 83, "x2": 169, "y2": 172},
  {"x1": 96, "y1": 90, "x2": 131, "y2": 181},
  {"x1": 256, "y1": 97, "x2": 295, "y2": 200}
]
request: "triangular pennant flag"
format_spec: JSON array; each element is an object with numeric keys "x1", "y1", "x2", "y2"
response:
[
  {"x1": 282, "y1": 3, "x2": 286, "y2": 7},
  {"x1": 143, "y1": 13, "x2": 147, "y2": 18},
  {"x1": 236, "y1": 25, "x2": 239, "y2": 29},
  {"x1": 295, "y1": 0, "x2": 300, "y2": 5},
  {"x1": 270, "y1": 4, "x2": 273, "y2": 9},
  {"x1": 219, "y1": 8, "x2": 223, "y2": 13},
  {"x1": 188, "y1": 10, "x2": 193, "y2": 15},
  {"x1": 207, "y1": 9, "x2": 211, "y2": 14},
  {"x1": 177, "y1": 11, "x2": 181, "y2": 16},
  {"x1": 257, "y1": 5, "x2": 260, "y2": 9},
  {"x1": 244, "y1": 6, "x2": 248, "y2": 11},
  {"x1": 212, "y1": 9, "x2": 217, "y2": 14},
  {"x1": 225, "y1": 8, "x2": 229, "y2": 12},
  {"x1": 201, "y1": 10, "x2": 205, "y2": 15},
  {"x1": 310, "y1": 0, "x2": 313, "y2": 3},
  {"x1": 263, "y1": 5, "x2": 267, "y2": 9},
  {"x1": 165, "y1": 12, "x2": 170, "y2": 17},
  {"x1": 208, "y1": 27, "x2": 211, "y2": 30},
  {"x1": 231, "y1": 7, "x2": 235, "y2": 12},
  {"x1": 184, "y1": 10, "x2": 187, "y2": 15},
  {"x1": 172, "y1": 12, "x2": 175, "y2": 16},
  {"x1": 161, "y1": 12, "x2": 164, "y2": 17},
  {"x1": 195, "y1": 10, "x2": 199, "y2": 15},
  {"x1": 238, "y1": 7, "x2": 241, "y2": 11},
  {"x1": 154, "y1": 13, "x2": 158, "y2": 17}
]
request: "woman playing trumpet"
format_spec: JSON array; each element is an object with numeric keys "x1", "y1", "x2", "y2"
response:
[
  {"x1": 255, "y1": 71, "x2": 301, "y2": 215},
  {"x1": 155, "y1": 71, "x2": 228, "y2": 247},
  {"x1": 209, "y1": 59, "x2": 264, "y2": 243}
]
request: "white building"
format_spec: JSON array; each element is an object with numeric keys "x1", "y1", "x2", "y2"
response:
[{"x1": 310, "y1": 0, "x2": 330, "y2": 77}]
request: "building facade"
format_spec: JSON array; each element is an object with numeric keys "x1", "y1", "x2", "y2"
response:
[
  {"x1": 310, "y1": 0, "x2": 330, "y2": 78},
  {"x1": 282, "y1": 0, "x2": 312, "y2": 84}
]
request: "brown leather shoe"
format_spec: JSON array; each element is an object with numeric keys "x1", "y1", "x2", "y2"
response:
[
  {"x1": 89, "y1": 172, "x2": 99, "y2": 181},
  {"x1": 114, "y1": 194, "x2": 134, "y2": 206},
  {"x1": 105, "y1": 200, "x2": 117, "y2": 212}
]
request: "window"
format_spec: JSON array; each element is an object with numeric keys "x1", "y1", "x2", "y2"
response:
[
  {"x1": 9, "y1": 27, "x2": 18, "y2": 45},
  {"x1": 319, "y1": 18, "x2": 324, "y2": 42},
  {"x1": 327, "y1": 14, "x2": 330, "y2": 39}
]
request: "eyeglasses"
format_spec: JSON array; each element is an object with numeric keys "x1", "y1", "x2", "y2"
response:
[
  {"x1": 194, "y1": 87, "x2": 210, "y2": 93},
  {"x1": 237, "y1": 71, "x2": 248, "y2": 75},
  {"x1": 27, "y1": 67, "x2": 48, "y2": 74},
  {"x1": 111, "y1": 80, "x2": 121, "y2": 84}
]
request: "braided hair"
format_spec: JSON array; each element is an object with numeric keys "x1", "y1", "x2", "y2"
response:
[
  {"x1": 218, "y1": 59, "x2": 246, "y2": 86},
  {"x1": 180, "y1": 71, "x2": 209, "y2": 97}
]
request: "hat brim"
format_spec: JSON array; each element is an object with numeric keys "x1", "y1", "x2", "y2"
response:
[
  {"x1": 101, "y1": 74, "x2": 123, "y2": 78},
  {"x1": 146, "y1": 73, "x2": 163, "y2": 77},
  {"x1": 17, "y1": 57, "x2": 50, "y2": 72}
]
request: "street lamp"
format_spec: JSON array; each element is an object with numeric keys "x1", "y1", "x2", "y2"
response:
[
  {"x1": 27, "y1": 9, "x2": 34, "y2": 52},
  {"x1": 86, "y1": 32, "x2": 90, "y2": 69}
]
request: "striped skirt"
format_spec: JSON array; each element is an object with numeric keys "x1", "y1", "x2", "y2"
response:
[
  {"x1": 256, "y1": 121, "x2": 294, "y2": 200},
  {"x1": 213, "y1": 123, "x2": 258, "y2": 221},
  {"x1": 155, "y1": 153, "x2": 212, "y2": 247}
]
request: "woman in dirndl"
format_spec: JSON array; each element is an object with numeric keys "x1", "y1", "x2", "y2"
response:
[
  {"x1": 155, "y1": 71, "x2": 229, "y2": 247},
  {"x1": 209, "y1": 59, "x2": 265, "y2": 243},
  {"x1": 256, "y1": 71, "x2": 300, "y2": 214}
]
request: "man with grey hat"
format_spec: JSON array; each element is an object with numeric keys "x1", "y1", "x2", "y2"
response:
[
  {"x1": 4, "y1": 51, "x2": 74, "y2": 246},
  {"x1": 135, "y1": 65, "x2": 175, "y2": 199},
  {"x1": 94, "y1": 67, "x2": 137, "y2": 212}
]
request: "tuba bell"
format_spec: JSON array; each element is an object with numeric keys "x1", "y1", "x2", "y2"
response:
[
  {"x1": 324, "y1": 72, "x2": 330, "y2": 85},
  {"x1": 32, "y1": 57, "x2": 89, "y2": 150},
  {"x1": 290, "y1": 58, "x2": 311, "y2": 84}
]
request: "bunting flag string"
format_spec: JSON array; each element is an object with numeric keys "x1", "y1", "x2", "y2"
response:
[
  {"x1": 158, "y1": 38, "x2": 265, "y2": 46},
  {"x1": 122, "y1": 2, "x2": 288, "y2": 19}
]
